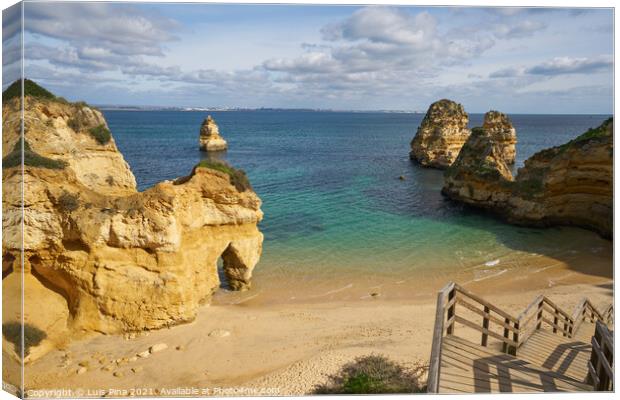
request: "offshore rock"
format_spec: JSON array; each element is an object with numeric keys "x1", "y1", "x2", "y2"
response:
[
  {"x1": 410, "y1": 99, "x2": 470, "y2": 168},
  {"x1": 443, "y1": 118, "x2": 613, "y2": 238},
  {"x1": 482, "y1": 110, "x2": 517, "y2": 164},
  {"x1": 2, "y1": 86, "x2": 263, "y2": 352},
  {"x1": 199, "y1": 115, "x2": 228, "y2": 152}
]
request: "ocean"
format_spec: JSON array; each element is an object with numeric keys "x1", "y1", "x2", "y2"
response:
[{"x1": 103, "y1": 110, "x2": 613, "y2": 303}]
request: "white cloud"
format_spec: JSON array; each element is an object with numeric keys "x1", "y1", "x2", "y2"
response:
[
  {"x1": 493, "y1": 20, "x2": 547, "y2": 38},
  {"x1": 526, "y1": 55, "x2": 613, "y2": 75},
  {"x1": 322, "y1": 7, "x2": 438, "y2": 48},
  {"x1": 25, "y1": 3, "x2": 179, "y2": 57},
  {"x1": 490, "y1": 55, "x2": 613, "y2": 78},
  {"x1": 8, "y1": 3, "x2": 613, "y2": 112}
]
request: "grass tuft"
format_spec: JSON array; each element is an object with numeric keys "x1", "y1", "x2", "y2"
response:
[
  {"x1": 314, "y1": 354, "x2": 427, "y2": 394},
  {"x1": 558, "y1": 117, "x2": 612, "y2": 151},
  {"x1": 58, "y1": 192, "x2": 80, "y2": 212},
  {"x1": 195, "y1": 160, "x2": 252, "y2": 192},
  {"x1": 88, "y1": 124, "x2": 111, "y2": 144},
  {"x1": 2, "y1": 79, "x2": 55, "y2": 103},
  {"x1": 2, "y1": 139, "x2": 67, "y2": 169}
]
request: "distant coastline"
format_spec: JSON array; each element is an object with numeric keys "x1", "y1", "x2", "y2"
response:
[
  {"x1": 95, "y1": 105, "x2": 422, "y2": 113},
  {"x1": 96, "y1": 105, "x2": 612, "y2": 116}
]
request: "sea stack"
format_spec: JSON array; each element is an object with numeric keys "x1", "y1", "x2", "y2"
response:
[
  {"x1": 410, "y1": 99, "x2": 471, "y2": 169},
  {"x1": 482, "y1": 110, "x2": 517, "y2": 164},
  {"x1": 443, "y1": 118, "x2": 613, "y2": 238},
  {"x1": 199, "y1": 115, "x2": 228, "y2": 151}
]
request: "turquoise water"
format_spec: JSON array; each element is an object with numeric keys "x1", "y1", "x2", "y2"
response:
[{"x1": 104, "y1": 111, "x2": 612, "y2": 300}]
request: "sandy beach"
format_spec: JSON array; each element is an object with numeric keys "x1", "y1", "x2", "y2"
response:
[{"x1": 5, "y1": 249, "x2": 612, "y2": 397}]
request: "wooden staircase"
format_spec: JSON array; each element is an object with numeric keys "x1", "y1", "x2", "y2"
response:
[{"x1": 428, "y1": 282, "x2": 613, "y2": 393}]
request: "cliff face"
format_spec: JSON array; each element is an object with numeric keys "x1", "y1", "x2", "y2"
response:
[
  {"x1": 482, "y1": 111, "x2": 517, "y2": 164},
  {"x1": 2, "y1": 97, "x2": 136, "y2": 195},
  {"x1": 199, "y1": 115, "x2": 228, "y2": 151},
  {"x1": 443, "y1": 118, "x2": 613, "y2": 238},
  {"x1": 410, "y1": 99, "x2": 470, "y2": 169},
  {"x1": 2, "y1": 89, "x2": 263, "y2": 350}
]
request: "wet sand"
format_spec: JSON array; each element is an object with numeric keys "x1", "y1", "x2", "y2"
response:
[{"x1": 5, "y1": 248, "x2": 612, "y2": 397}]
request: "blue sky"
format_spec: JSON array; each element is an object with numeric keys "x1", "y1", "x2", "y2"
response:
[{"x1": 2, "y1": 2, "x2": 614, "y2": 113}]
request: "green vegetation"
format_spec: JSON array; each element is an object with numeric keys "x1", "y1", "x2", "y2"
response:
[
  {"x1": 195, "y1": 160, "x2": 252, "y2": 191},
  {"x1": 2, "y1": 139, "x2": 67, "y2": 170},
  {"x1": 2, "y1": 79, "x2": 92, "y2": 109},
  {"x1": 2, "y1": 79, "x2": 55, "y2": 102},
  {"x1": 470, "y1": 126, "x2": 485, "y2": 136},
  {"x1": 67, "y1": 117, "x2": 80, "y2": 132},
  {"x1": 515, "y1": 178, "x2": 544, "y2": 198},
  {"x1": 314, "y1": 355, "x2": 427, "y2": 394},
  {"x1": 474, "y1": 160, "x2": 503, "y2": 180},
  {"x1": 88, "y1": 124, "x2": 112, "y2": 144},
  {"x1": 2, "y1": 322, "x2": 47, "y2": 356},
  {"x1": 558, "y1": 117, "x2": 612, "y2": 151},
  {"x1": 58, "y1": 192, "x2": 80, "y2": 212},
  {"x1": 73, "y1": 101, "x2": 90, "y2": 108}
]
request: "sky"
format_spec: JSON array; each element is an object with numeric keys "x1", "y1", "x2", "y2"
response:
[{"x1": 2, "y1": 2, "x2": 614, "y2": 113}]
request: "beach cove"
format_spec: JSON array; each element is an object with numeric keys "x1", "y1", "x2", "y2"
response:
[{"x1": 5, "y1": 109, "x2": 612, "y2": 395}]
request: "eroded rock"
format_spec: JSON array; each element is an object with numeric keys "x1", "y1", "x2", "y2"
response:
[
  {"x1": 410, "y1": 99, "x2": 471, "y2": 168},
  {"x1": 149, "y1": 343, "x2": 168, "y2": 353},
  {"x1": 199, "y1": 115, "x2": 228, "y2": 152},
  {"x1": 482, "y1": 110, "x2": 517, "y2": 164},
  {"x1": 443, "y1": 118, "x2": 612, "y2": 238},
  {"x1": 2, "y1": 84, "x2": 264, "y2": 348}
]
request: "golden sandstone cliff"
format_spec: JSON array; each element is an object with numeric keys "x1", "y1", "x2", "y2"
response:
[
  {"x1": 410, "y1": 100, "x2": 518, "y2": 169},
  {"x1": 2, "y1": 82, "x2": 263, "y2": 356},
  {"x1": 410, "y1": 99, "x2": 471, "y2": 168},
  {"x1": 482, "y1": 111, "x2": 517, "y2": 164},
  {"x1": 442, "y1": 118, "x2": 613, "y2": 238}
]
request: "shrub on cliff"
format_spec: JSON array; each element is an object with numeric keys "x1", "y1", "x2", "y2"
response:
[
  {"x1": 2, "y1": 322, "x2": 47, "y2": 356},
  {"x1": 88, "y1": 124, "x2": 112, "y2": 144},
  {"x1": 195, "y1": 160, "x2": 252, "y2": 192},
  {"x1": 2, "y1": 79, "x2": 56, "y2": 103},
  {"x1": 314, "y1": 355, "x2": 427, "y2": 394},
  {"x1": 561, "y1": 117, "x2": 613, "y2": 149},
  {"x1": 2, "y1": 139, "x2": 67, "y2": 170}
]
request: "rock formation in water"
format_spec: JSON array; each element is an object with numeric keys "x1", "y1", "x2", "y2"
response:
[
  {"x1": 410, "y1": 99, "x2": 471, "y2": 168},
  {"x1": 443, "y1": 118, "x2": 613, "y2": 238},
  {"x1": 199, "y1": 115, "x2": 228, "y2": 151},
  {"x1": 482, "y1": 110, "x2": 517, "y2": 164},
  {"x1": 2, "y1": 82, "x2": 263, "y2": 350}
]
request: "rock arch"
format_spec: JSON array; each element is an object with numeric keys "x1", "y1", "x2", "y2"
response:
[{"x1": 220, "y1": 239, "x2": 262, "y2": 291}]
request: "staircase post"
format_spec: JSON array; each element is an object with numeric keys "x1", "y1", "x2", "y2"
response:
[{"x1": 481, "y1": 306, "x2": 490, "y2": 347}]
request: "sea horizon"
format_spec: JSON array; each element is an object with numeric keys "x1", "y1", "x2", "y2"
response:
[{"x1": 95, "y1": 105, "x2": 614, "y2": 116}]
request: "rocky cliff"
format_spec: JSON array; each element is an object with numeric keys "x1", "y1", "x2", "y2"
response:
[
  {"x1": 2, "y1": 82, "x2": 263, "y2": 354},
  {"x1": 482, "y1": 110, "x2": 517, "y2": 164},
  {"x1": 199, "y1": 115, "x2": 228, "y2": 151},
  {"x1": 410, "y1": 99, "x2": 470, "y2": 168},
  {"x1": 2, "y1": 91, "x2": 136, "y2": 195},
  {"x1": 443, "y1": 118, "x2": 612, "y2": 238}
]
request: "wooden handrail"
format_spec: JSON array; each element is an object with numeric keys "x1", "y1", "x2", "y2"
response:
[
  {"x1": 427, "y1": 282, "x2": 455, "y2": 393},
  {"x1": 452, "y1": 283, "x2": 519, "y2": 323},
  {"x1": 587, "y1": 321, "x2": 614, "y2": 391},
  {"x1": 601, "y1": 304, "x2": 613, "y2": 324},
  {"x1": 571, "y1": 298, "x2": 588, "y2": 321},
  {"x1": 517, "y1": 294, "x2": 544, "y2": 321},
  {"x1": 427, "y1": 281, "x2": 613, "y2": 392}
]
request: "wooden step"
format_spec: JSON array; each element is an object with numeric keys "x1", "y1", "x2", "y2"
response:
[
  {"x1": 438, "y1": 335, "x2": 593, "y2": 393},
  {"x1": 517, "y1": 330, "x2": 591, "y2": 382}
]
